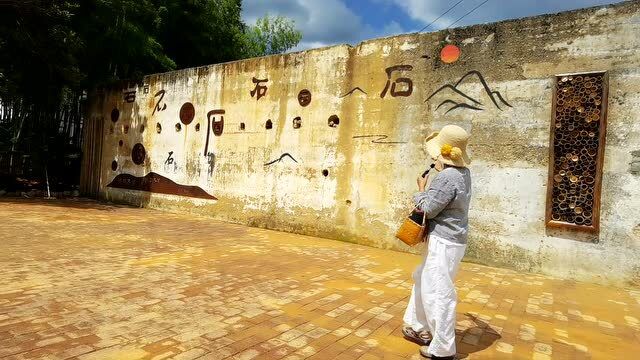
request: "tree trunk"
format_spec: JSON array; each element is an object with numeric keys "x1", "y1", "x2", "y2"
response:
[{"x1": 9, "y1": 102, "x2": 26, "y2": 175}]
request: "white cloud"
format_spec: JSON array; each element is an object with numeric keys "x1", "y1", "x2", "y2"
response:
[
  {"x1": 291, "y1": 41, "x2": 330, "y2": 52},
  {"x1": 242, "y1": 0, "x2": 374, "y2": 48},
  {"x1": 241, "y1": 0, "x2": 308, "y2": 25},
  {"x1": 380, "y1": 21, "x2": 405, "y2": 37}
]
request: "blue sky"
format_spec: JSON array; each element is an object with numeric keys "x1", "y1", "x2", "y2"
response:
[{"x1": 242, "y1": 0, "x2": 626, "y2": 50}]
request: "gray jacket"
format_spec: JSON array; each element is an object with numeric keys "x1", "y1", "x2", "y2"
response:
[{"x1": 413, "y1": 167, "x2": 472, "y2": 245}]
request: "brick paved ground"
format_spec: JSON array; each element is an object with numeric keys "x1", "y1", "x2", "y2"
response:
[{"x1": 0, "y1": 199, "x2": 639, "y2": 360}]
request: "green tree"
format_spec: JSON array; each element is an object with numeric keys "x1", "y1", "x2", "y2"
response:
[
  {"x1": 0, "y1": 0, "x2": 82, "y2": 178},
  {"x1": 241, "y1": 14, "x2": 303, "y2": 58},
  {"x1": 0, "y1": 0, "x2": 303, "y2": 189},
  {"x1": 0, "y1": 0, "x2": 81, "y2": 105},
  {"x1": 74, "y1": 0, "x2": 176, "y2": 86},
  {"x1": 155, "y1": 0, "x2": 246, "y2": 69}
]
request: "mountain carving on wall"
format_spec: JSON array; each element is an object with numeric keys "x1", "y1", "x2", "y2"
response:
[
  {"x1": 107, "y1": 172, "x2": 217, "y2": 200},
  {"x1": 426, "y1": 70, "x2": 513, "y2": 113}
]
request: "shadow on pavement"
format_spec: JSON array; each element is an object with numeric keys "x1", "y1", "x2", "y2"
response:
[
  {"x1": 456, "y1": 313, "x2": 502, "y2": 359},
  {"x1": 0, "y1": 197, "x2": 134, "y2": 211}
]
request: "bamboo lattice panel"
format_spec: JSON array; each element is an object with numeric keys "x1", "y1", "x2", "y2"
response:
[{"x1": 546, "y1": 72, "x2": 608, "y2": 233}]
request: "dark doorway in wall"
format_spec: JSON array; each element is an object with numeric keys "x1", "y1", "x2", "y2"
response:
[{"x1": 266, "y1": 119, "x2": 273, "y2": 130}]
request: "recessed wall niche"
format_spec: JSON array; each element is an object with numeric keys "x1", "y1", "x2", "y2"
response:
[{"x1": 545, "y1": 71, "x2": 608, "y2": 233}]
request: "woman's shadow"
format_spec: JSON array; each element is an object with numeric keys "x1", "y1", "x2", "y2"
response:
[{"x1": 455, "y1": 313, "x2": 501, "y2": 359}]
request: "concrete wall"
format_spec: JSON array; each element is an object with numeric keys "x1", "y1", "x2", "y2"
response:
[{"x1": 84, "y1": 1, "x2": 640, "y2": 285}]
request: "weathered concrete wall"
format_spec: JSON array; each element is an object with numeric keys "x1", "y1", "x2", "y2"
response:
[{"x1": 85, "y1": 1, "x2": 640, "y2": 285}]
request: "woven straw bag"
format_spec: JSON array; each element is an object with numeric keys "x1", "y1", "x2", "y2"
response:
[{"x1": 395, "y1": 210, "x2": 428, "y2": 246}]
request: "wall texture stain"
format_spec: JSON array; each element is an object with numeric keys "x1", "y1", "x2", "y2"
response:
[{"x1": 82, "y1": 1, "x2": 640, "y2": 285}]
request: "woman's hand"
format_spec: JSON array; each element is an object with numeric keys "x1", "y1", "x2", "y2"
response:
[{"x1": 417, "y1": 174, "x2": 428, "y2": 192}]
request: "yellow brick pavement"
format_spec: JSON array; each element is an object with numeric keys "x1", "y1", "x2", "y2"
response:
[{"x1": 0, "y1": 199, "x2": 639, "y2": 360}]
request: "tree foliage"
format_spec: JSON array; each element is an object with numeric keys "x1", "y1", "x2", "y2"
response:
[
  {"x1": 0, "y1": 0, "x2": 302, "y2": 190},
  {"x1": 155, "y1": 0, "x2": 246, "y2": 69},
  {"x1": 242, "y1": 15, "x2": 303, "y2": 58},
  {"x1": 74, "y1": 0, "x2": 177, "y2": 86},
  {"x1": 0, "y1": 1, "x2": 81, "y2": 105},
  {"x1": 0, "y1": 0, "x2": 302, "y2": 98}
]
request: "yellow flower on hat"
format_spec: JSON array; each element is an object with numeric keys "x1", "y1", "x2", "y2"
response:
[
  {"x1": 449, "y1": 147, "x2": 463, "y2": 160},
  {"x1": 440, "y1": 144, "x2": 453, "y2": 156}
]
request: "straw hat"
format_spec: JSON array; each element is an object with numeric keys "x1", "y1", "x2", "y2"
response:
[{"x1": 425, "y1": 125, "x2": 471, "y2": 167}]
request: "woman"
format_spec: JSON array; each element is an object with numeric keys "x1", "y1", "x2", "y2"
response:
[{"x1": 402, "y1": 125, "x2": 472, "y2": 360}]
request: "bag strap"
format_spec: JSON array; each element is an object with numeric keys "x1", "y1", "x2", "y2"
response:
[{"x1": 421, "y1": 210, "x2": 427, "y2": 226}]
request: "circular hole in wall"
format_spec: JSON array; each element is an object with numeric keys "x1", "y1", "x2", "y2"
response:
[
  {"x1": 266, "y1": 119, "x2": 273, "y2": 129},
  {"x1": 156, "y1": 123, "x2": 162, "y2": 134},
  {"x1": 328, "y1": 115, "x2": 339, "y2": 127},
  {"x1": 175, "y1": 123, "x2": 182, "y2": 132},
  {"x1": 240, "y1": 122, "x2": 246, "y2": 131},
  {"x1": 179, "y1": 102, "x2": 195, "y2": 125},
  {"x1": 322, "y1": 169, "x2": 329, "y2": 177},
  {"x1": 131, "y1": 143, "x2": 146, "y2": 165},
  {"x1": 195, "y1": 123, "x2": 201, "y2": 132},
  {"x1": 293, "y1": 116, "x2": 302, "y2": 129},
  {"x1": 111, "y1": 108, "x2": 120, "y2": 123},
  {"x1": 298, "y1": 89, "x2": 311, "y2": 107},
  {"x1": 111, "y1": 160, "x2": 118, "y2": 171}
]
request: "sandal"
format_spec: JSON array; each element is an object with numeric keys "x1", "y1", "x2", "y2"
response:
[
  {"x1": 419, "y1": 346, "x2": 455, "y2": 359},
  {"x1": 402, "y1": 326, "x2": 432, "y2": 346}
]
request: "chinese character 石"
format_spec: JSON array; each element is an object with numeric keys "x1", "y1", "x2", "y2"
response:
[
  {"x1": 153, "y1": 90, "x2": 167, "y2": 115},
  {"x1": 164, "y1": 151, "x2": 175, "y2": 165},
  {"x1": 123, "y1": 90, "x2": 136, "y2": 103},
  {"x1": 380, "y1": 65, "x2": 413, "y2": 98},
  {"x1": 250, "y1": 77, "x2": 268, "y2": 100}
]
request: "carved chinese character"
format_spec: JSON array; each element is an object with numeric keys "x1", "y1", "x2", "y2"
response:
[
  {"x1": 204, "y1": 109, "x2": 225, "y2": 156},
  {"x1": 164, "y1": 151, "x2": 175, "y2": 165},
  {"x1": 153, "y1": 90, "x2": 167, "y2": 115},
  {"x1": 123, "y1": 90, "x2": 136, "y2": 103},
  {"x1": 250, "y1": 77, "x2": 268, "y2": 100},
  {"x1": 380, "y1": 65, "x2": 413, "y2": 98}
]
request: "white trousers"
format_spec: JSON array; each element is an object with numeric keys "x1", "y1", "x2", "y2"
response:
[{"x1": 403, "y1": 235, "x2": 466, "y2": 357}]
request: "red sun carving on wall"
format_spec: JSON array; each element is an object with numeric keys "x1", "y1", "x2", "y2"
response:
[{"x1": 440, "y1": 44, "x2": 461, "y2": 64}]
